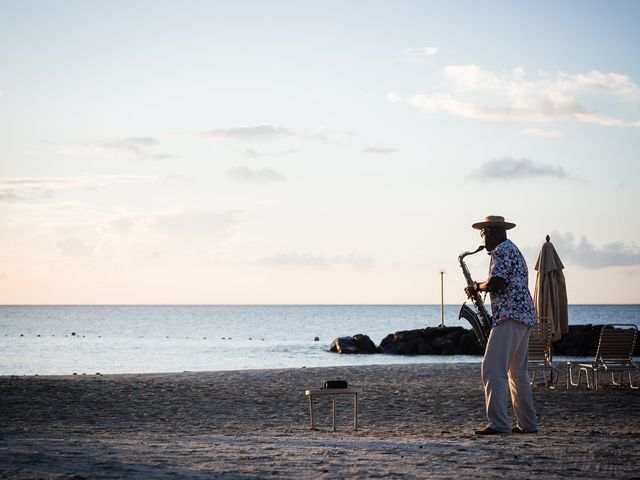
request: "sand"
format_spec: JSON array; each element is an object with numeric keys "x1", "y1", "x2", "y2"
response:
[{"x1": 1, "y1": 363, "x2": 639, "y2": 479}]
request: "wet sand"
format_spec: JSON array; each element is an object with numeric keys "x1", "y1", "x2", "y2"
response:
[{"x1": 1, "y1": 363, "x2": 639, "y2": 479}]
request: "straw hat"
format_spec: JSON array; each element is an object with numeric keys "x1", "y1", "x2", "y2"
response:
[{"x1": 472, "y1": 215, "x2": 516, "y2": 230}]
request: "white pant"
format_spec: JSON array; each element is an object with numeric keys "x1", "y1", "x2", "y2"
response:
[{"x1": 481, "y1": 318, "x2": 538, "y2": 433}]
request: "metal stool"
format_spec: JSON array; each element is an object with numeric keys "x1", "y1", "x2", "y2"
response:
[{"x1": 305, "y1": 388, "x2": 360, "y2": 431}]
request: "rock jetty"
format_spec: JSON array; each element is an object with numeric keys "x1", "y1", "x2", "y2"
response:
[{"x1": 330, "y1": 324, "x2": 640, "y2": 357}]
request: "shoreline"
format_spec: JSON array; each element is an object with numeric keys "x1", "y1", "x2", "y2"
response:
[
  {"x1": 3, "y1": 353, "x2": 639, "y2": 379},
  {"x1": 2, "y1": 363, "x2": 639, "y2": 478}
]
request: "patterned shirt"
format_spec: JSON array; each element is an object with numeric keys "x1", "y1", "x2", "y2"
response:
[{"x1": 488, "y1": 239, "x2": 536, "y2": 327}]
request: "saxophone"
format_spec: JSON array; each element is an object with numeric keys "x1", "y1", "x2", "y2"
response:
[{"x1": 458, "y1": 246, "x2": 493, "y2": 349}]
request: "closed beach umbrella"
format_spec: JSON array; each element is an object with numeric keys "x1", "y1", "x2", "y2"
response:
[{"x1": 534, "y1": 235, "x2": 569, "y2": 342}]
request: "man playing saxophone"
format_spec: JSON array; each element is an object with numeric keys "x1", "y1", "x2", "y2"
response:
[{"x1": 464, "y1": 216, "x2": 538, "y2": 435}]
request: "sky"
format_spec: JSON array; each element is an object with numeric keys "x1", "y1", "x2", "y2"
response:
[{"x1": 1, "y1": 0, "x2": 639, "y2": 304}]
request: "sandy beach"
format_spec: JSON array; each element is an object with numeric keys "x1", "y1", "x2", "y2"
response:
[{"x1": 1, "y1": 363, "x2": 638, "y2": 479}]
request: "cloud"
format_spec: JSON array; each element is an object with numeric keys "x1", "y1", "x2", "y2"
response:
[
  {"x1": 0, "y1": 175, "x2": 157, "y2": 200},
  {"x1": 107, "y1": 215, "x2": 138, "y2": 235},
  {"x1": 400, "y1": 47, "x2": 439, "y2": 63},
  {"x1": 57, "y1": 237, "x2": 93, "y2": 257},
  {"x1": 204, "y1": 125, "x2": 294, "y2": 141},
  {"x1": 203, "y1": 124, "x2": 351, "y2": 144},
  {"x1": 151, "y1": 208, "x2": 241, "y2": 241},
  {"x1": 256, "y1": 253, "x2": 328, "y2": 267},
  {"x1": 227, "y1": 166, "x2": 287, "y2": 183},
  {"x1": 241, "y1": 148, "x2": 301, "y2": 158},
  {"x1": 164, "y1": 174, "x2": 195, "y2": 184},
  {"x1": 520, "y1": 128, "x2": 563, "y2": 138},
  {"x1": 0, "y1": 190, "x2": 20, "y2": 201},
  {"x1": 471, "y1": 157, "x2": 568, "y2": 180},
  {"x1": 333, "y1": 254, "x2": 374, "y2": 269},
  {"x1": 385, "y1": 91, "x2": 402, "y2": 103},
  {"x1": 306, "y1": 126, "x2": 353, "y2": 144},
  {"x1": 536, "y1": 232, "x2": 640, "y2": 269},
  {"x1": 408, "y1": 65, "x2": 640, "y2": 127},
  {"x1": 60, "y1": 137, "x2": 172, "y2": 158},
  {"x1": 255, "y1": 253, "x2": 373, "y2": 269},
  {"x1": 363, "y1": 147, "x2": 397, "y2": 154}
]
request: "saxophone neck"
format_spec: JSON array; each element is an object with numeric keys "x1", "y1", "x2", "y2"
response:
[{"x1": 458, "y1": 245, "x2": 485, "y2": 263}]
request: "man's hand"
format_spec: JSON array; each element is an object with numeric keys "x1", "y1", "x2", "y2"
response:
[
  {"x1": 464, "y1": 282, "x2": 480, "y2": 298},
  {"x1": 464, "y1": 276, "x2": 505, "y2": 298}
]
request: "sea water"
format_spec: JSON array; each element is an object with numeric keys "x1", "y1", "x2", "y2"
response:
[{"x1": 1, "y1": 305, "x2": 638, "y2": 375}]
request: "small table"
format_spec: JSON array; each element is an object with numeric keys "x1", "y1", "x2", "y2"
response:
[{"x1": 305, "y1": 388, "x2": 360, "y2": 431}]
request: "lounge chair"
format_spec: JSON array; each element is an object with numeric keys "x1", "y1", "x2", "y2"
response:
[
  {"x1": 566, "y1": 324, "x2": 639, "y2": 390},
  {"x1": 528, "y1": 317, "x2": 559, "y2": 388}
]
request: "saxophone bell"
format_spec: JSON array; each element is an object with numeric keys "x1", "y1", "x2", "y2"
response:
[{"x1": 459, "y1": 303, "x2": 489, "y2": 349}]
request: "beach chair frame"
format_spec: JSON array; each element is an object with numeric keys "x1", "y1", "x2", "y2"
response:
[
  {"x1": 528, "y1": 317, "x2": 559, "y2": 388},
  {"x1": 566, "y1": 324, "x2": 639, "y2": 391}
]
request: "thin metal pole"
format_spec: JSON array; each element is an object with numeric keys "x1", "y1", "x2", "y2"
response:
[
  {"x1": 354, "y1": 393, "x2": 358, "y2": 430},
  {"x1": 440, "y1": 270, "x2": 445, "y2": 327},
  {"x1": 309, "y1": 395, "x2": 315, "y2": 429},
  {"x1": 332, "y1": 395, "x2": 336, "y2": 432}
]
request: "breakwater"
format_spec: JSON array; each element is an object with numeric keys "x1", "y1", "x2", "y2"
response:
[{"x1": 330, "y1": 324, "x2": 640, "y2": 357}]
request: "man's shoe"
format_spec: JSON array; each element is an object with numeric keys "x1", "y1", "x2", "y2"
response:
[
  {"x1": 512, "y1": 426, "x2": 538, "y2": 434},
  {"x1": 474, "y1": 427, "x2": 509, "y2": 435}
]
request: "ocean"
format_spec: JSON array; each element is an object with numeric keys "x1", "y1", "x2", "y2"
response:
[{"x1": 1, "y1": 304, "x2": 639, "y2": 376}]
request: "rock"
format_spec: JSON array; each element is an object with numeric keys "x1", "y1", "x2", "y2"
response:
[
  {"x1": 379, "y1": 333, "x2": 395, "y2": 349},
  {"x1": 441, "y1": 343, "x2": 463, "y2": 355},
  {"x1": 380, "y1": 336, "x2": 404, "y2": 354},
  {"x1": 460, "y1": 332, "x2": 484, "y2": 355},
  {"x1": 330, "y1": 336, "x2": 357, "y2": 354},
  {"x1": 329, "y1": 323, "x2": 632, "y2": 357},
  {"x1": 329, "y1": 334, "x2": 378, "y2": 354},
  {"x1": 553, "y1": 324, "x2": 596, "y2": 356},
  {"x1": 377, "y1": 327, "x2": 472, "y2": 356},
  {"x1": 417, "y1": 341, "x2": 436, "y2": 355}
]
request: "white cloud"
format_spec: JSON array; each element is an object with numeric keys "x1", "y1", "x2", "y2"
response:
[
  {"x1": 240, "y1": 148, "x2": 301, "y2": 158},
  {"x1": 255, "y1": 252, "x2": 373, "y2": 269},
  {"x1": 408, "y1": 65, "x2": 640, "y2": 127},
  {"x1": 333, "y1": 254, "x2": 374, "y2": 269},
  {"x1": 363, "y1": 147, "x2": 397, "y2": 154},
  {"x1": 0, "y1": 175, "x2": 157, "y2": 200},
  {"x1": 385, "y1": 91, "x2": 402, "y2": 103},
  {"x1": 570, "y1": 70, "x2": 640, "y2": 96},
  {"x1": 0, "y1": 175, "x2": 156, "y2": 190},
  {"x1": 520, "y1": 128, "x2": 563, "y2": 138},
  {"x1": 0, "y1": 190, "x2": 20, "y2": 201},
  {"x1": 471, "y1": 157, "x2": 568, "y2": 180},
  {"x1": 400, "y1": 47, "x2": 439, "y2": 63},
  {"x1": 59, "y1": 137, "x2": 171, "y2": 159},
  {"x1": 151, "y1": 208, "x2": 242, "y2": 241},
  {"x1": 204, "y1": 124, "x2": 351, "y2": 144},
  {"x1": 443, "y1": 64, "x2": 504, "y2": 90},
  {"x1": 535, "y1": 232, "x2": 640, "y2": 269},
  {"x1": 164, "y1": 174, "x2": 195, "y2": 184},
  {"x1": 204, "y1": 125, "x2": 294, "y2": 141},
  {"x1": 227, "y1": 166, "x2": 287, "y2": 183},
  {"x1": 256, "y1": 253, "x2": 328, "y2": 267},
  {"x1": 307, "y1": 126, "x2": 352, "y2": 144},
  {"x1": 57, "y1": 237, "x2": 93, "y2": 257}
]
